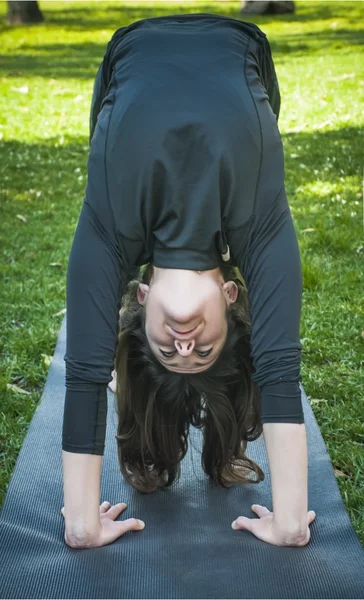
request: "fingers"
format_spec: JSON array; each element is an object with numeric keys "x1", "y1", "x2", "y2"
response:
[
  {"x1": 104, "y1": 502, "x2": 128, "y2": 519},
  {"x1": 105, "y1": 503, "x2": 145, "y2": 537},
  {"x1": 251, "y1": 504, "x2": 271, "y2": 517},
  {"x1": 98, "y1": 516, "x2": 145, "y2": 546},
  {"x1": 117, "y1": 517, "x2": 145, "y2": 535},
  {"x1": 60, "y1": 501, "x2": 128, "y2": 518},
  {"x1": 231, "y1": 506, "x2": 317, "y2": 533},
  {"x1": 232, "y1": 516, "x2": 252, "y2": 531},
  {"x1": 308, "y1": 510, "x2": 316, "y2": 525},
  {"x1": 232, "y1": 505, "x2": 270, "y2": 530},
  {"x1": 100, "y1": 501, "x2": 111, "y2": 513}
]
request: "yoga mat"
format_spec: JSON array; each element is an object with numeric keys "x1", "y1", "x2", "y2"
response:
[{"x1": 0, "y1": 314, "x2": 363, "y2": 599}]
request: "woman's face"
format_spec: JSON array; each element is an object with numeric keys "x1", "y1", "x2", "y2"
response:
[{"x1": 137, "y1": 267, "x2": 238, "y2": 373}]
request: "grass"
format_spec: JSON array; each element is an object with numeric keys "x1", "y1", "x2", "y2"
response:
[{"x1": 0, "y1": 0, "x2": 363, "y2": 545}]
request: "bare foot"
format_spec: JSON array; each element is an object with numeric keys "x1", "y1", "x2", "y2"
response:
[{"x1": 108, "y1": 369, "x2": 117, "y2": 394}]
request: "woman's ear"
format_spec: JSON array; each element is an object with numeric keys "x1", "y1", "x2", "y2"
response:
[
  {"x1": 222, "y1": 281, "x2": 238, "y2": 305},
  {"x1": 137, "y1": 283, "x2": 150, "y2": 305}
]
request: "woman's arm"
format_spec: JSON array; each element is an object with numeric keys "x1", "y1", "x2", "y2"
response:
[
  {"x1": 62, "y1": 451, "x2": 102, "y2": 544},
  {"x1": 235, "y1": 185, "x2": 307, "y2": 532},
  {"x1": 61, "y1": 199, "x2": 144, "y2": 544},
  {"x1": 61, "y1": 450, "x2": 145, "y2": 547},
  {"x1": 263, "y1": 422, "x2": 308, "y2": 537},
  {"x1": 61, "y1": 88, "x2": 130, "y2": 542}
]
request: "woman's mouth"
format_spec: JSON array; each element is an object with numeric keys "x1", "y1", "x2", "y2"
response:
[{"x1": 173, "y1": 328, "x2": 195, "y2": 334}]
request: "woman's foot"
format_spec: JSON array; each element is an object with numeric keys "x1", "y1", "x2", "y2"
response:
[{"x1": 108, "y1": 369, "x2": 117, "y2": 393}]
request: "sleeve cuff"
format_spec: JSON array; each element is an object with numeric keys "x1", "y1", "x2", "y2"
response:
[
  {"x1": 62, "y1": 387, "x2": 107, "y2": 455},
  {"x1": 260, "y1": 380, "x2": 304, "y2": 423}
]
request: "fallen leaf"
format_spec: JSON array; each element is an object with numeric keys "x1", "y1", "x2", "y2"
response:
[
  {"x1": 310, "y1": 398, "x2": 328, "y2": 404},
  {"x1": 49, "y1": 262, "x2": 62, "y2": 268},
  {"x1": 330, "y1": 73, "x2": 355, "y2": 81},
  {"x1": 314, "y1": 120, "x2": 331, "y2": 130},
  {"x1": 52, "y1": 308, "x2": 67, "y2": 318},
  {"x1": 41, "y1": 353, "x2": 52, "y2": 367},
  {"x1": 334, "y1": 469, "x2": 347, "y2": 478},
  {"x1": 11, "y1": 85, "x2": 29, "y2": 94},
  {"x1": 16, "y1": 214, "x2": 27, "y2": 223},
  {"x1": 10, "y1": 320, "x2": 23, "y2": 327},
  {"x1": 7, "y1": 383, "x2": 31, "y2": 395},
  {"x1": 287, "y1": 124, "x2": 307, "y2": 133},
  {"x1": 302, "y1": 228, "x2": 317, "y2": 233}
]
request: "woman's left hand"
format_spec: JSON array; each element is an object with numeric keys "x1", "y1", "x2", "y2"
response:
[{"x1": 231, "y1": 504, "x2": 316, "y2": 546}]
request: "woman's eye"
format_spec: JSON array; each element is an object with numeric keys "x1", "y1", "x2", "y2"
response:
[
  {"x1": 160, "y1": 350, "x2": 176, "y2": 358},
  {"x1": 196, "y1": 349, "x2": 212, "y2": 358},
  {"x1": 159, "y1": 349, "x2": 212, "y2": 358}
]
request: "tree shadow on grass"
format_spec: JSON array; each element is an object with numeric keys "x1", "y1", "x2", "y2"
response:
[
  {"x1": 1, "y1": 125, "x2": 361, "y2": 212},
  {"x1": 0, "y1": 1, "x2": 362, "y2": 78},
  {"x1": 0, "y1": 135, "x2": 89, "y2": 221},
  {"x1": 1, "y1": 1, "x2": 362, "y2": 33},
  {"x1": 228, "y1": 1, "x2": 364, "y2": 26},
  {"x1": 1, "y1": 126, "x2": 362, "y2": 302},
  {"x1": 269, "y1": 26, "x2": 364, "y2": 59},
  {"x1": 1, "y1": 42, "x2": 105, "y2": 79},
  {"x1": 281, "y1": 125, "x2": 363, "y2": 258},
  {"x1": 1, "y1": 26, "x2": 363, "y2": 79},
  {"x1": 282, "y1": 125, "x2": 362, "y2": 183},
  {"x1": 1, "y1": 125, "x2": 361, "y2": 190}
]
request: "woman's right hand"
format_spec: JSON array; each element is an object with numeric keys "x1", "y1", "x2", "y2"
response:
[{"x1": 61, "y1": 501, "x2": 145, "y2": 548}]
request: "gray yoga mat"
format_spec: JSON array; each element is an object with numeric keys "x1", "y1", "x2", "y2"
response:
[{"x1": 0, "y1": 314, "x2": 363, "y2": 599}]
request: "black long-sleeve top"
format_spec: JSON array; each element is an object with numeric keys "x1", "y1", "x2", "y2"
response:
[{"x1": 62, "y1": 13, "x2": 304, "y2": 455}]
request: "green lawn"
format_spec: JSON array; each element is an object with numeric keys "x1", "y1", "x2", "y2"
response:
[{"x1": 0, "y1": 0, "x2": 363, "y2": 545}]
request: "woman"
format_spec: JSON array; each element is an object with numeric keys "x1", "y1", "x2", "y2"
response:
[{"x1": 61, "y1": 13, "x2": 316, "y2": 549}]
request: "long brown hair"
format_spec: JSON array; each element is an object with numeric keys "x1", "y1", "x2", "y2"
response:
[{"x1": 114, "y1": 264, "x2": 264, "y2": 493}]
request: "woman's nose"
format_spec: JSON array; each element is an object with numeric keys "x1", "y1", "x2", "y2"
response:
[{"x1": 174, "y1": 339, "x2": 195, "y2": 356}]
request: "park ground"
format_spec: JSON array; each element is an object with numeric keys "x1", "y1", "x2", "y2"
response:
[{"x1": 0, "y1": 1, "x2": 363, "y2": 545}]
